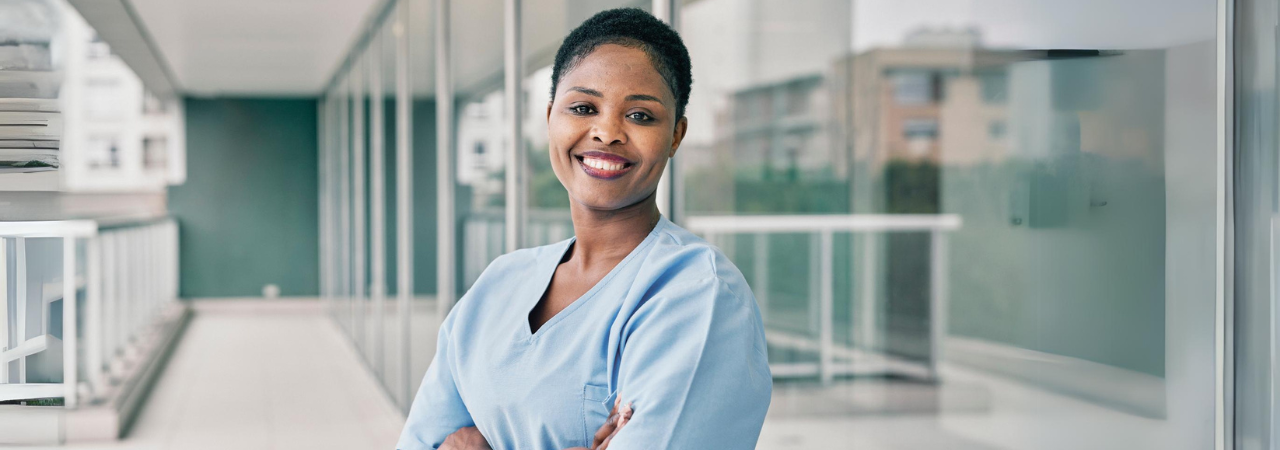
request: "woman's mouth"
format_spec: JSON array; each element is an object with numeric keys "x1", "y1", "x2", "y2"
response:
[{"x1": 575, "y1": 151, "x2": 634, "y2": 180}]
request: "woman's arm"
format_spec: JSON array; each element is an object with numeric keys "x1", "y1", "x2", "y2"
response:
[
  {"x1": 443, "y1": 397, "x2": 633, "y2": 450},
  {"x1": 602, "y1": 274, "x2": 772, "y2": 449},
  {"x1": 397, "y1": 321, "x2": 476, "y2": 450}
]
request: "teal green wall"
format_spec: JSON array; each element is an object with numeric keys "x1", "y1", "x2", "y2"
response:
[
  {"x1": 376, "y1": 98, "x2": 439, "y2": 295},
  {"x1": 169, "y1": 98, "x2": 319, "y2": 298}
]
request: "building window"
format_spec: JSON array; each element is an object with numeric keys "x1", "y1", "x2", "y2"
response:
[
  {"x1": 988, "y1": 120, "x2": 1007, "y2": 140},
  {"x1": 903, "y1": 118, "x2": 939, "y2": 139},
  {"x1": 893, "y1": 71, "x2": 933, "y2": 105},
  {"x1": 979, "y1": 71, "x2": 1008, "y2": 104}
]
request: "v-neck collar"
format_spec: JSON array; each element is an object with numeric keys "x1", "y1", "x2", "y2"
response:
[{"x1": 521, "y1": 216, "x2": 669, "y2": 341}]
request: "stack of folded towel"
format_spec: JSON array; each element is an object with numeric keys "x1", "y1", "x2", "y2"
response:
[{"x1": 0, "y1": 0, "x2": 62, "y2": 173}]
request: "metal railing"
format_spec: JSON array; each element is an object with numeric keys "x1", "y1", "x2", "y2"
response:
[
  {"x1": 0, "y1": 218, "x2": 178, "y2": 408},
  {"x1": 460, "y1": 208, "x2": 572, "y2": 287},
  {"x1": 684, "y1": 214, "x2": 962, "y2": 384}
]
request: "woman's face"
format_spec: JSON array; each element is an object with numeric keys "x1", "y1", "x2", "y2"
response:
[{"x1": 547, "y1": 44, "x2": 687, "y2": 212}]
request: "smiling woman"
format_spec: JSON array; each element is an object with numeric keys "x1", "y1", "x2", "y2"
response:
[{"x1": 395, "y1": 8, "x2": 771, "y2": 450}]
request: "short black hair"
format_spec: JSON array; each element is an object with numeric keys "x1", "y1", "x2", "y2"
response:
[{"x1": 550, "y1": 8, "x2": 693, "y2": 119}]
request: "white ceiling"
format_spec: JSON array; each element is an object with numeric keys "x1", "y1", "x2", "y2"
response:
[
  {"x1": 120, "y1": 0, "x2": 654, "y2": 98},
  {"x1": 127, "y1": 0, "x2": 383, "y2": 96}
]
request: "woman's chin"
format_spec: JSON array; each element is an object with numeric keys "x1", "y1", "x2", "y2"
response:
[{"x1": 570, "y1": 193, "x2": 643, "y2": 213}]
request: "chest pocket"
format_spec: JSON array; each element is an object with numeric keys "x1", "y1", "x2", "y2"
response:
[{"x1": 582, "y1": 383, "x2": 615, "y2": 446}]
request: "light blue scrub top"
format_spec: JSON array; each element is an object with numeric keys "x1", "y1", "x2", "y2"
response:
[{"x1": 396, "y1": 216, "x2": 772, "y2": 450}]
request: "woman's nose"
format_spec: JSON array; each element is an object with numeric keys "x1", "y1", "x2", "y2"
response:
[{"x1": 590, "y1": 116, "x2": 626, "y2": 145}]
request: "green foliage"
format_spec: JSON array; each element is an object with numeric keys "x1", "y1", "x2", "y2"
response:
[
  {"x1": 529, "y1": 143, "x2": 570, "y2": 208},
  {"x1": 883, "y1": 160, "x2": 940, "y2": 214}
]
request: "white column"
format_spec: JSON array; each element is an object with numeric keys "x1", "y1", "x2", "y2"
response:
[
  {"x1": 369, "y1": 30, "x2": 387, "y2": 379},
  {"x1": 859, "y1": 232, "x2": 878, "y2": 351},
  {"x1": 437, "y1": 0, "x2": 457, "y2": 317},
  {"x1": 339, "y1": 75, "x2": 353, "y2": 333},
  {"x1": 63, "y1": 237, "x2": 78, "y2": 408},
  {"x1": 928, "y1": 230, "x2": 949, "y2": 381},
  {"x1": 15, "y1": 238, "x2": 25, "y2": 383},
  {"x1": 652, "y1": 0, "x2": 679, "y2": 224},
  {"x1": 86, "y1": 235, "x2": 102, "y2": 397},
  {"x1": 352, "y1": 56, "x2": 368, "y2": 353},
  {"x1": 394, "y1": 0, "x2": 414, "y2": 410},
  {"x1": 504, "y1": 0, "x2": 525, "y2": 252},
  {"x1": 319, "y1": 98, "x2": 330, "y2": 300},
  {"x1": 103, "y1": 233, "x2": 116, "y2": 370},
  {"x1": 0, "y1": 238, "x2": 7, "y2": 384},
  {"x1": 819, "y1": 230, "x2": 834, "y2": 385}
]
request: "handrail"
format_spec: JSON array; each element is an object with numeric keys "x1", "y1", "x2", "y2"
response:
[
  {"x1": 682, "y1": 213, "x2": 962, "y2": 385},
  {"x1": 684, "y1": 213, "x2": 963, "y2": 233},
  {"x1": 0, "y1": 220, "x2": 97, "y2": 238},
  {"x1": 0, "y1": 213, "x2": 171, "y2": 237}
]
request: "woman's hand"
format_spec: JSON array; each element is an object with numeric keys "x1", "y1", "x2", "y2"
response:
[
  {"x1": 441, "y1": 426, "x2": 491, "y2": 450},
  {"x1": 590, "y1": 397, "x2": 633, "y2": 450}
]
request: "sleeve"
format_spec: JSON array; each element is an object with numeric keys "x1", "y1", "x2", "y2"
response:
[
  {"x1": 605, "y1": 273, "x2": 773, "y2": 449},
  {"x1": 396, "y1": 313, "x2": 474, "y2": 450}
]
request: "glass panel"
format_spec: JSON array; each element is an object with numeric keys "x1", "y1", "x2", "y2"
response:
[
  {"x1": 408, "y1": 0, "x2": 440, "y2": 411},
  {"x1": 681, "y1": 0, "x2": 854, "y2": 376},
  {"x1": 338, "y1": 72, "x2": 353, "y2": 336},
  {"x1": 452, "y1": 0, "x2": 507, "y2": 292},
  {"x1": 374, "y1": 18, "x2": 401, "y2": 407},
  {"x1": 1234, "y1": 0, "x2": 1275, "y2": 445},
  {"x1": 355, "y1": 49, "x2": 375, "y2": 365},
  {"x1": 677, "y1": 0, "x2": 1218, "y2": 448},
  {"x1": 520, "y1": 0, "x2": 650, "y2": 248}
]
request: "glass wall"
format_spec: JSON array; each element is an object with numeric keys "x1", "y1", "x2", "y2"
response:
[
  {"x1": 675, "y1": 0, "x2": 1220, "y2": 448},
  {"x1": 320, "y1": 0, "x2": 1234, "y2": 447},
  {"x1": 451, "y1": 1, "x2": 508, "y2": 291},
  {"x1": 406, "y1": 0, "x2": 439, "y2": 408},
  {"x1": 320, "y1": 0, "x2": 427, "y2": 412}
]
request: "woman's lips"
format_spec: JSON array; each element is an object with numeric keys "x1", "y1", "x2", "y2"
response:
[{"x1": 575, "y1": 151, "x2": 634, "y2": 180}]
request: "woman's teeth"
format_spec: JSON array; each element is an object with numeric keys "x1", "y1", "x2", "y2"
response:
[{"x1": 583, "y1": 157, "x2": 626, "y2": 171}]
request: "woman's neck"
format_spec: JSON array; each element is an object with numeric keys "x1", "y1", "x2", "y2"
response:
[{"x1": 566, "y1": 193, "x2": 661, "y2": 269}]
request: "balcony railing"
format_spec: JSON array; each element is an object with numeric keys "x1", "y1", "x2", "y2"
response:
[
  {"x1": 685, "y1": 214, "x2": 962, "y2": 384},
  {"x1": 0, "y1": 217, "x2": 178, "y2": 413}
]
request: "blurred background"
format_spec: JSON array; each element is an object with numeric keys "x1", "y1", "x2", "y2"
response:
[{"x1": 2, "y1": 0, "x2": 1276, "y2": 448}]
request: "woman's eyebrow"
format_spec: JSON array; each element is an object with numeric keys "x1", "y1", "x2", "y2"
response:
[
  {"x1": 568, "y1": 86, "x2": 603, "y2": 97},
  {"x1": 625, "y1": 94, "x2": 662, "y2": 103}
]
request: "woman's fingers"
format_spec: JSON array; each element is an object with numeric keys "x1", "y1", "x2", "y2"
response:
[
  {"x1": 592, "y1": 414, "x2": 617, "y2": 448},
  {"x1": 441, "y1": 426, "x2": 490, "y2": 450},
  {"x1": 617, "y1": 403, "x2": 633, "y2": 428},
  {"x1": 595, "y1": 404, "x2": 632, "y2": 450},
  {"x1": 592, "y1": 399, "x2": 621, "y2": 449}
]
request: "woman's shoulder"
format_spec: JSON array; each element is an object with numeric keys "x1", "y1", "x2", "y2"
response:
[{"x1": 640, "y1": 219, "x2": 753, "y2": 301}]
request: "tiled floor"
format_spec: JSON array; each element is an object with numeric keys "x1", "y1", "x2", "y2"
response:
[{"x1": 19, "y1": 299, "x2": 405, "y2": 450}]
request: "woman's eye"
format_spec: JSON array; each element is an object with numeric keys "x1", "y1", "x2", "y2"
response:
[
  {"x1": 570, "y1": 105, "x2": 594, "y2": 115},
  {"x1": 628, "y1": 112, "x2": 653, "y2": 122}
]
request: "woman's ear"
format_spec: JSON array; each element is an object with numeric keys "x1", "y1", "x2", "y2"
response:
[
  {"x1": 546, "y1": 102, "x2": 553, "y2": 121},
  {"x1": 669, "y1": 116, "x2": 688, "y2": 158}
]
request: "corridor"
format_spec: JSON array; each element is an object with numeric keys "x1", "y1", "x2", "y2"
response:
[{"x1": 19, "y1": 300, "x2": 405, "y2": 450}]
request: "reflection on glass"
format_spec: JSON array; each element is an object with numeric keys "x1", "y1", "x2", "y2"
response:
[
  {"x1": 1233, "y1": 0, "x2": 1275, "y2": 444},
  {"x1": 373, "y1": 20, "x2": 403, "y2": 410},
  {"x1": 452, "y1": 0, "x2": 506, "y2": 292},
  {"x1": 407, "y1": 0, "x2": 440, "y2": 413},
  {"x1": 678, "y1": 0, "x2": 1218, "y2": 448}
]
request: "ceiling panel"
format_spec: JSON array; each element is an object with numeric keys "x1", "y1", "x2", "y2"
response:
[{"x1": 127, "y1": 0, "x2": 382, "y2": 96}]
